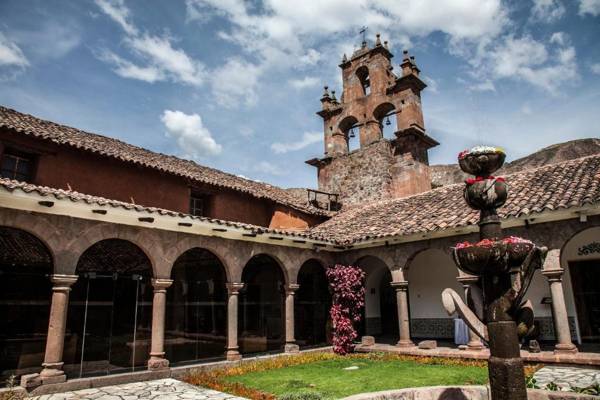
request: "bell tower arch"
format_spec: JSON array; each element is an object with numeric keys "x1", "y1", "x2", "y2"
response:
[{"x1": 307, "y1": 34, "x2": 439, "y2": 206}]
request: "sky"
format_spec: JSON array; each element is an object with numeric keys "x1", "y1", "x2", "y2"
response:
[{"x1": 1, "y1": 0, "x2": 599, "y2": 189}]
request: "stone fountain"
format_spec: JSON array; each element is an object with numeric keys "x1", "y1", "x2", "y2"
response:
[{"x1": 442, "y1": 146, "x2": 548, "y2": 400}]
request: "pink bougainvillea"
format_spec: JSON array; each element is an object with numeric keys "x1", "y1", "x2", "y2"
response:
[{"x1": 326, "y1": 264, "x2": 365, "y2": 355}]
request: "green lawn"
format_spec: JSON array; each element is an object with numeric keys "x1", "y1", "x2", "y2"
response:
[{"x1": 225, "y1": 357, "x2": 488, "y2": 399}]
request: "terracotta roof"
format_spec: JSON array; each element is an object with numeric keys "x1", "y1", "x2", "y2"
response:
[
  {"x1": 0, "y1": 106, "x2": 331, "y2": 217},
  {"x1": 309, "y1": 154, "x2": 600, "y2": 244},
  {"x1": 0, "y1": 177, "x2": 314, "y2": 240}
]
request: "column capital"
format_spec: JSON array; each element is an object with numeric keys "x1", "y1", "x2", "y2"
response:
[
  {"x1": 226, "y1": 282, "x2": 245, "y2": 295},
  {"x1": 151, "y1": 278, "x2": 173, "y2": 291},
  {"x1": 50, "y1": 274, "x2": 78, "y2": 290},
  {"x1": 285, "y1": 283, "x2": 300, "y2": 294},
  {"x1": 542, "y1": 268, "x2": 564, "y2": 281},
  {"x1": 457, "y1": 275, "x2": 479, "y2": 285},
  {"x1": 391, "y1": 280, "x2": 409, "y2": 290}
]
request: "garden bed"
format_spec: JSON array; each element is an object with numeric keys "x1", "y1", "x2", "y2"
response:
[{"x1": 184, "y1": 352, "x2": 540, "y2": 400}]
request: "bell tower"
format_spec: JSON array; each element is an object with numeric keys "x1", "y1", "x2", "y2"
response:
[{"x1": 306, "y1": 34, "x2": 439, "y2": 206}]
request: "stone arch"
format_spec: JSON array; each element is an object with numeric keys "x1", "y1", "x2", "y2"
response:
[
  {"x1": 558, "y1": 226, "x2": 600, "y2": 343},
  {"x1": 165, "y1": 246, "x2": 229, "y2": 364},
  {"x1": 372, "y1": 102, "x2": 397, "y2": 139},
  {"x1": 0, "y1": 213, "x2": 63, "y2": 270},
  {"x1": 241, "y1": 252, "x2": 290, "y2": 285},
  {"x1": 354, "y1": 255, "x2": 396, "y2": 339},
  {"x1": 356, "y1": 65, "x2": 371, "y2": 96},
  {"x1": 163, "y1": 237, "x2": 234, "y2": 283},
  {"x1": 239, "y1": 253, "x2": 288, "y2": 354},
  {"x1": 404, "y1": 247, "x2": 462, "y2": 340},
  {"x1": 63, "y1": 223, "x2": 164, "y2": 277},
  {"x1": 296, "y1": 258, "x2": 331, "y2": 347},
  {"x1": 0, "y1": 226, "x2": 54, "y2": 381},
  {"x1": 338, "y1": 115, "x2": 360, "y2": 152},
  {"x1": 65, "y1": 238, "x2": 154, "y2": 377}
]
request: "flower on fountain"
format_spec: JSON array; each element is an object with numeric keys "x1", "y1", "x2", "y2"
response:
[{"x1": 458, "y1": 146, "x2": 505, "y2": 160}]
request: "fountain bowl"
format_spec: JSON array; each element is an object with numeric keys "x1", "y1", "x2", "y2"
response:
[{"x1": 458, "y1": 147, "x2": 506, "y2": 176}]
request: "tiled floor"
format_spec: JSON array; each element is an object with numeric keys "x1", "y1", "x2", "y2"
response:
[
  {"x1": 533, "y1": 365, "x2": 600, "y2": 391},
  {"x1": 30, "y1": 378, "x2": 247, "y2": 400}
]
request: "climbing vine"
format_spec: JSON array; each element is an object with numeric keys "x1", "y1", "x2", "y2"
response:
[{"x1": 326, "y1": 264, "x2": 365, "y2": 355}]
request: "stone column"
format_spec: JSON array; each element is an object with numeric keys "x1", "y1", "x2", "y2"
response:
[
  {"x1": 457, "y1": 275, "x2": 485, "y2": 351},
  {"x1": 391, "y1": 281, "x2": 414, "y2": 347},
  {"x1": 284, "y1": 283, "x2": 300, "y2": 353},
  {"x1": 147, "y1": 278, "x2": 173, "y2": 370},
  {"x1": 226, "y1": 283, "x2": 244, "y2": 361},
  {"x1": 38, "y1": 274, "x2": 78, "y2": 384},
  {"x1": 542, "y1": 268, "x2": 578, "y2": 354}
]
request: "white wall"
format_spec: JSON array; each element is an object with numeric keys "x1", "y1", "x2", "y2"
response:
[{"x1": 407, "y1": 249, "x2": 463, "y2": 319}]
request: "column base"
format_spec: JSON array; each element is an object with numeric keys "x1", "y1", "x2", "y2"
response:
[
  {"x1": 147, "y1": 354, "x2": 170, "y2": 370},
  {"x1": 467, "y1": 341, "x2": 485, "y2": 351},
  {"x1": 284, "y1": 343, "x2": 300, "y2": 353},
  {"x1": 21, "y1": 370, "x2": 66, "y2": 389},
  {"x1": 396, "y1": 339, "x2": 415, "y2": 348},
  {"x1": 226, "y1": 349, "x2": 242, "y2": 361},
  {"x1": 554, "y1": 343, "x2": 578, "y2": 354}
]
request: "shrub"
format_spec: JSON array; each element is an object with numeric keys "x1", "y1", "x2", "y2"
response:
[
  {"x1": 279, "y1": 391, "x2": 323, "y2": 400},
  {"x1": 326, "y1": 264, "x2": 365, "y2": 355}
]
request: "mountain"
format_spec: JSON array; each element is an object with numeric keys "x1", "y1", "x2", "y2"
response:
[{"x1": 431, "y1": 138, "x2": 600, "y2": 187}]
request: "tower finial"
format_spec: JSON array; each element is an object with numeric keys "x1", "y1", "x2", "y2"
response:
[
  {"x1": 384, "y1": 40, "x2": 389, "y2": 49},
  {"x1": 322, "y1": 85, "x2": 330, "y2": 97},
  {"x1": 342, "y1": 53, "x2": 348, "y2": 63},
  {"x1": 375, "y1": 33, "x2": 381, "y2": 46}
]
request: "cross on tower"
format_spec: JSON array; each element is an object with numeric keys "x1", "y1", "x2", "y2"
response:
[{"x1": 359, "y1": 26, "x2": 368, "y2": 45}]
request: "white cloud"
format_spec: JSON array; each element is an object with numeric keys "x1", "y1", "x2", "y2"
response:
[
  {"x1": 531, "y1": 0, "x2": 565, "y2": 22},
  {"x1": 471, "y1": 33, "x2": 577, "y2": 94},
  {"x1": 161, "y1": 110, "x2": 222, "y2": 158},
  {"x1": 469, "y1": 80, "x2": 496, "y2": 92},
  {"x1": 97, "y1": 49, "x2": 164, "y2": 82},
  {"x1": 94, "y1": 0, "x2": 138, "y2": 35},
  {"x1": 289, "y1": 76, "x2": 320, "y2": 89},
  {"x1": 521, "y1": 103, "x2": 533, "y2": 115},
  {"x1": 591, "y1": 63, "x2": 600, "y2": 75},
  {"x1": 578, "y1": 0, "x2": 600, "y2": 16},
  {"x1": 210, "y1": 58, "x2": 262, "y2": 107},
  {"x1": 239, "y1": 127, "x2": 254, "y2": 137},
  {"x1": 125, "y1": 34, "x2": 206, "y2": 86},
  {"x1": 0, "y1": 32, "x2": 28, "y2": 67},
  {"x1": 422, "y1": 76, "x2": 439, "y2": 93},
  {"x1": 254, "y1": 161, "x2": 287, "y2": 176},
  {"x1": 271, "y1": 131, "x2": 322, "y2": 154}
]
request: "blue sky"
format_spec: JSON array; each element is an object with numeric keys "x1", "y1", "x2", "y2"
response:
[{"x1": 1, "y1": 0, "x2": 599, "y2": 189}]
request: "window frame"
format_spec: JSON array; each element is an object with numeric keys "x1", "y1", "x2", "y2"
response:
[{"x1": 0, "y1": 146, "x2": 37, "y2": 183}]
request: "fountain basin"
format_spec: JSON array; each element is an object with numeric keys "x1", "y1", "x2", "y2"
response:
[
  {"x1": 464, "y1": 178, "x2": 508, "y2": 210},
  {"x1": 454, "y1": 238, "x2": 534, "y2": 275},
  {"x1": 458, "y1": 146, "x2": 506, "y2": 176},
  {"x1": 340, "y1": 385, "x2": 597, "y2": 400}
]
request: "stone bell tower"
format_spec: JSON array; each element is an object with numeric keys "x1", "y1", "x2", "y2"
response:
[{"x1": 306, "y1": 34, "x2": 439, "y2": 206}]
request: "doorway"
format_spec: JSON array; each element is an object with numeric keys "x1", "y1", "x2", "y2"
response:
[{"x1": 569, "y1": 260, "x2": 600, "y2": 342}]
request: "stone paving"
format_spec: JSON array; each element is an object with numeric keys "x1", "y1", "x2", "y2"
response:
[
  {"x1": 30, "y1": 378, "x2": 247, "y2": 400},
  {"x1": 533, "y1": 365, "x2": 600, "y2": 391}
]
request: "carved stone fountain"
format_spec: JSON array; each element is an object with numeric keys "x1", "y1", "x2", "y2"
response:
[{"x1": 442, "y1": 146, "x2": 548, "y2": 400}]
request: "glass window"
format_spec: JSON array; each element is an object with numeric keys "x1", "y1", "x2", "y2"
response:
[
  {"x1": 190, "y1": 195, "x2": 204, "y2": 217},
  {"x1": 1, "y1": 149, "x2": 34, "y2": 182}
]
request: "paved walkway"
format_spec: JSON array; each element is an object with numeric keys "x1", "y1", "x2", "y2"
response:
[
  {"x1": 533, "y1": 366, "x2": 600, "y2": 391},
  {"x1": 31, "y1": 378, "x2": 247, "y2": 400}
]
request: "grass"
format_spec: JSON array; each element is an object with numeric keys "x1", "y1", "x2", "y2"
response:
[
  {"x1": 184, "y1": 352, "x2": 505, "y2": 400},
  {"x1": 224, "y1": 356, "x2": 488, "y2": 399}
]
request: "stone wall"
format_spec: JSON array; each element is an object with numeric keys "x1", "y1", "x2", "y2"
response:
[{"x1": 318, "y1": 139, "x2": 431, "y2": 205}]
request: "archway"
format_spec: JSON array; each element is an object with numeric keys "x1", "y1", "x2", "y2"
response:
[
  {"x1": 406, "y1": 249, "x2": 462, "y2": 341},
  {"x1": 295, "y1": 260, "x2": 331, "y2": 348},
  {"x1": 0, "y1": 227, "x2": 53, "y2": 385},
  {"x1": 240, "y1": 255, "x2": 286, "y2": 354},
  {"x1": 561, "y1": 227, "x2": 600, "y2": 344},
  {"x1": 356, "y1": 66, "x2": 371, "y2": 96},
  {"x1": 165, "y1": 248, "x2": 228, "y2": 365},
  {"x1": 373, "y1": 102, "x2": 397, "y2": 139},
  {"x1": 64, "y1": 239, "x2": 153, "y2": 378},
  {"x1": 355, "y1": 256, "x2": 398, "y2": 343},
  {"x1": 339, "y1": 115, "x2": 360, "y2": 153}
]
